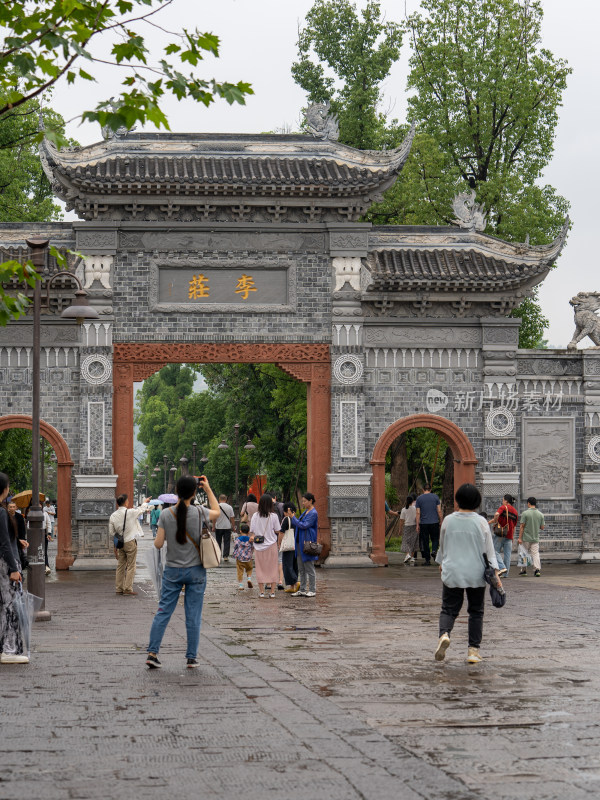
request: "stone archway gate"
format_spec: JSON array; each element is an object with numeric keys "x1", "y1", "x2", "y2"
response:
[
  {"x1": 3, "y1": 120, "x2": 598, "y2": 566},
  {"x1": 0, "y1": 414, "x2": 75, "y2": 569},
  {"x1": 113, "y1": 343, "x2": 331, "y2": 554}
]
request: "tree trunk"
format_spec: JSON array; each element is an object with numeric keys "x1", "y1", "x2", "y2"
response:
[
  {"x1": 389, "y1": 434, "x2": 407, "y2": 509},
  {"x1": 442, "y1": 447, "x2": 454, "y2": 518}
]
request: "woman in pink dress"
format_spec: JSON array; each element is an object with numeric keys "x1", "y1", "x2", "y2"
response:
[{"x1": 250, "y1": 494, "x2": 281, "y2": 598}]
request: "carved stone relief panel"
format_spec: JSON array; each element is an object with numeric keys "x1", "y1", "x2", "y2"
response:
[
  {"x1": 517, "y1": 358, "x2": 583, "y2": 376},
  {"x1": 484, "y1": 441, "x2": 517, "y2": 467},
  {"x1": 76, "y1": 500, "x2": 115, "y2": 519},
  {"x1": 582, "y1": 496, "x2": 600, "y2": 514},
  {"x1": 329, "y1": 497, "x2": 370, "y2": 517},
  {"x1": 332, "y1": 256, "x2": 362, "y2": 292},
  {"x1": 331, "y1": 519, "x2": 367, "y2": 553},
  {"x1": 364, "y1": 326, "x2": 481, "y2": 348},
  {"x1": 522, "y1": 417, "x2": 575, "y2": 499}
]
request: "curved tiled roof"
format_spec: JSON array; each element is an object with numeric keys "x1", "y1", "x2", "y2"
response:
[
  {"x1": 39, "y1": 128, "x2": 416, "y2": 207},
  {"x1": 366, "y1": 248, "x2": 549, "y2": 292}
]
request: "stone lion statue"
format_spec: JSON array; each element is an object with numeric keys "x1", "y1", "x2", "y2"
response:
[{"x1": 568, "y1": 292, "x2": 600, "y2": 349}]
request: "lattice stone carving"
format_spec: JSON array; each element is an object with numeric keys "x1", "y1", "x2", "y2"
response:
[
  {"x1": 329, "y1": 485, "x2": 370, "y2": 497},
  {"x1": 81, "y1": 353, "x2": 112, "y2": 385},
  {"x1": 482, "y1": 483, "x2": 520, "y2": 498},
  {"x1": 340, "y1": 400, "x2": 358, "y2": 458},
  {"x1": 486, "y1": 407, "x2": 515, "y2": 437},
  {"x1": 87, "y1": 401, "x2": 105, "y2": 459},
  {"x1": 587, "y1": 435, "x2": 600, "y2": 464},
  {"x1": 76, "y1": 487, "x2": 115, "y2": 500},
  {"x1": 333, "y1": 355, "x2": 363, "y2": 385}
]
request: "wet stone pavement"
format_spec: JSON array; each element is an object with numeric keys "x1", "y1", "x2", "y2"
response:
[{"x1": 2, "y1": 536, "x2": 600, "y2": 800}]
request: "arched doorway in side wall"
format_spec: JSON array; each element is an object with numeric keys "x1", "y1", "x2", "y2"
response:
[
  {"x1": 370, "y1": 414, "x2": 477, "y2": 566},
  {"x1": 0, "y1": 415, "x2": 74, "y2": 570}
]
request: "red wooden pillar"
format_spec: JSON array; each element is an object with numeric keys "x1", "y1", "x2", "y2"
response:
[{"x1": 113, "y1": 363, "x2": 135, "y2": 500}]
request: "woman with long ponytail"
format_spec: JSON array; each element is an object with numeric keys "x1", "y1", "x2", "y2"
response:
[{"x1": 146, "y1": 474, "x2": 220, "y2": 669}]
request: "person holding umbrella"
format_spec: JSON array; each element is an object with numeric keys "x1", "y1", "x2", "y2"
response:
[
  {"x1": 150, "y1": 500, "x2": 162, "y2": 539},
  {"x1": 0, "y1": 472, "x2": 28, "y2": 664}
]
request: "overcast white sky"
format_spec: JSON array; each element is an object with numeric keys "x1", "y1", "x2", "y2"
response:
[{"x1": 51, "y1": 0, "x2": 597, "y2": 349}]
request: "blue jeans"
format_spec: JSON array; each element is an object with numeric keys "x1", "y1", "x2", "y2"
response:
[
  {"x1": 493, "y1": 534, "x2": 513, "y2": 575},
  {"x1": 148, "y1": 564, "x2": 207, "y2": 659},
  {"x1": 151, "y1": 524, "x2": 158, "y2": 539}
]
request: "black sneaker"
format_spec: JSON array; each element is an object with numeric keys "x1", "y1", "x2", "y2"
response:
[
  {"x1": 187, "y1": 658, "x2": 199, "y2": 668},
  {"x1": 534, "y1": 569, "x2": 541, "y2": 577},
  {"x1": 146, "y1": 654, "x2": 161, "y2": 669},
  {"x1": 277, "y1": 583, "x2": 284, "y2": 591}
]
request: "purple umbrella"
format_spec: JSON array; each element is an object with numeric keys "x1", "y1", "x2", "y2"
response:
[{"x1": 158, "y1": 493, "x2": 177, "y2": 504}]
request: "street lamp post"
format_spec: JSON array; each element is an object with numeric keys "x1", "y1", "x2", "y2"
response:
[
  {"x1": 217, "y1": 424, "x2": 255, "y2": 520},
  {"x1": 163, "y1": 454, "x2": 168, "y2": 493},
  {"x1": 179, "y1": 454, "x2": 189, "y2": 477},
  {"x1": 26, "y1": 236, "x2": 99, "y2": 619},
  {"x1": 192, "y1": 442, "x2": 197, "y2": 475}
]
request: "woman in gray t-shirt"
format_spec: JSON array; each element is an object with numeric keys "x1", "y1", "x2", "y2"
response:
[{"x1": 146, "y1": 475, "x2": 220, "y2": 670}]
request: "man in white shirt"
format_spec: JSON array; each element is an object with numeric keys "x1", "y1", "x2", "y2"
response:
[
  {"x1": 214, "y1": 494, "x2": 235, "y2": 563},
  {"x1": 109, "y1": 493, "x2": 151, "y2": 595},
  {"x1": 45, "y1": 500, "x2": 56, "y2": 538}
]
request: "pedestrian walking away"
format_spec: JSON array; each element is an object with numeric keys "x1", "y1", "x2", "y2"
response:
[
  {"x1": 240, "y1": 494, "x2": 258, "y2": 525},
  {"x1": 399, "y1": 494, "x2": 418, "y2": 565},
  {"x1": 214, "y1": 494, "x2": 235, "y2": 562},
  {"x1": 290, "y1": 492, "x2": 319, "y2": 597},
  {"x1": 146, "y1": 475, "x2": 221, "y2": 669},
  {"x1": 490, "y1": 494, "x2": 518, "y2": 576},
  {"x1": 267, "y1": 491, "x2": 285, "y2": 589},
  {"x1": 415, "y1": 483, "x2": 442, "y2": 564},
  {"x1": 0, "y1": 472, "x2": 28, "y2": 664},
  {"x1": 232, "y1": 522, "x2": 254, "y2": 590},
  {"x1": 434, "y1": 483, "x2": 501, "y2": 665},
  {"x1": 109, "y1": 493, "x2": 151, "y2": 595},
  {"x1": 150, "y1": 503, "x2": 162, "y2": 539},
  {"x1": 280, "y1": 502, "x2": 299, "y2": 593},
  {"x1": 249, "y1": 494, "x2": 281, "y2": 598},
  {"x1": 518, "y1": 497, "x2": 545, "y2": 577}
]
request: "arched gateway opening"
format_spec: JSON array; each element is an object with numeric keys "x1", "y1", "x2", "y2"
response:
[
  {"x1": 113, "y1": 342, "x2": 332, "y2": 556},
  {"x1": 0, "y1": 414, "x2": 75, "y2": 569},
  {"x1": 370, "y1": 414, "x2": 477, "y2": 566}
]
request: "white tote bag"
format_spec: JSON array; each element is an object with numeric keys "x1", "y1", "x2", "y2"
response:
[{"x1": 279, "y1": 519, "x2": 295, "y2": 552}]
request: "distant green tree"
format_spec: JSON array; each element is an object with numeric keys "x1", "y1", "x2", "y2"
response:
[
  {"x1": 293, "y1": 0, "x2": 571, "y2": 348},
  {"x1": 291, "y1": 0, "x2": 402, "y2": 149}
]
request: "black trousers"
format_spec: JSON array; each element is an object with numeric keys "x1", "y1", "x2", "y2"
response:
[
  {"x1": 215, "y1": 529, "x2": 231, "y2": 558},
  {"x1": 44, "y1": 534, "x2": 50, "y2": 568},
  {"x1": 282, "y1": 550, "x2": 298, "y2": 586},
  {"x1": 419, "y1": 522, "x2": 440, "y2": 563},
  {"x1": 439, "y1": 584, "x2": 486, "y2": 648}
]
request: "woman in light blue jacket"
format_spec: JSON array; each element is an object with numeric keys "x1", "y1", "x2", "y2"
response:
[{"x1": 434, "y1": 483, "x2": 500, "y2": 665}]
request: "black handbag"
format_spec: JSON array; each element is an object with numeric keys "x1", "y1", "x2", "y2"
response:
[
  {"x1": 483, "y1": 553, "x2": 506, "y2": 608},
  {"x1": 114, "y1": 509, "x2": 127, "y2": 549},
  {"x1": 303, "y1": 540, "x2": 323, "y2": 556}
]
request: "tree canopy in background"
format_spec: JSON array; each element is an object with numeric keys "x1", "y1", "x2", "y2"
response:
[
  {"x1": 291, "y1": 0, "x2": 402, "y2": 149},
  {"x1": 134, "y1": 364, "x2": 307, "y2": 505},
  {"x1": 293, "y1": 0, "x2": 571, "y2": 348},
  {"x1": 0, "y1": 0, "x2": 252, "y2": 323},
  {"x1": 0, "y1": 100, "x2": 68, "y2": 222}
]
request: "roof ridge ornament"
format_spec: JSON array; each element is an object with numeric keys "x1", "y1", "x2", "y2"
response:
[
  {"x1": 305, "y1": 102, "x2": 339, "y2": 141},
  {"x1": 452, "y1": 190, "x2": 487, "y2": 232}
]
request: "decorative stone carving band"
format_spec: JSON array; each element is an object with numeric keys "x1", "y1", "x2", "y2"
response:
[
  {"x1": 81, "y1": 353, "x2": 112, "y2": 385},
  {"x1": 333, "y1": 354, "x2": 363, "y2": 385},
  {"x1": 587, "y1": 436, "x2": 600, "y2": 464},
  {"x1": 486, "y1": 408, "x2": 515, "y2": 437},
  {"x1": 329, "y1": 497, "x2": 370, "y2": 518}
]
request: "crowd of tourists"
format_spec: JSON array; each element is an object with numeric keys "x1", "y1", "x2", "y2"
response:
[{"x1": 0, "y1": 465, "x2": 546, "y2": 670}]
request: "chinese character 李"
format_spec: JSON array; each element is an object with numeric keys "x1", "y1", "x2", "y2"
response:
[
  {"x1": 189, "y1": 273, "x2": 210, "y2": 299},
  {"x1": 235, "y1": 274, "x2": 257, "y2": 300}
]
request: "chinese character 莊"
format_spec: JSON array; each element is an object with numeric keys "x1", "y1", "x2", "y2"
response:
[
  {"x1": 189, "y1": 273, "x2": 210, "y2": 299},
  {"x1": 235, "y1": 274, "x2": 257, "y2": 300}
]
